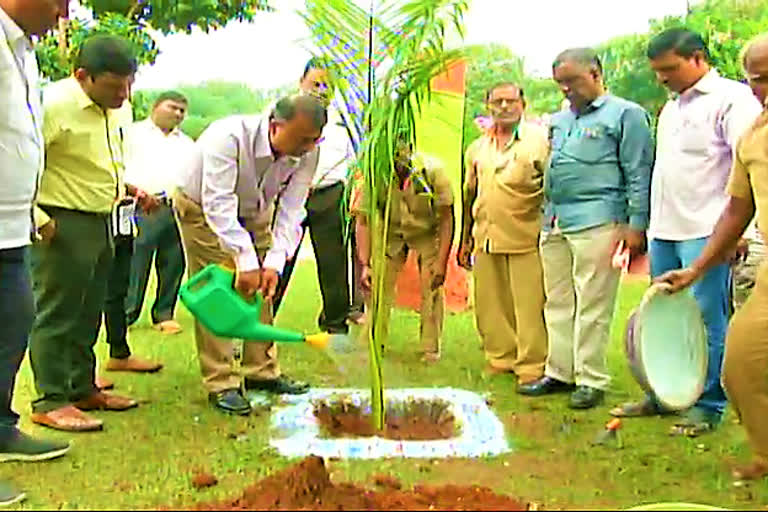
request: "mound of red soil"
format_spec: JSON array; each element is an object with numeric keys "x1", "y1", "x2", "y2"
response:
[
  {"x1": 394, "y1": 246, "x2": 469, "y2": 313},
  {"x1": 312, "y1": 400, "x2": 455, "y2": 440},
  {"x1": 188, "y1": 456, "x2": 527, "y2": 511},
  {"x1": 191, "y1": 472, "x2": 218, "y2": 489}
]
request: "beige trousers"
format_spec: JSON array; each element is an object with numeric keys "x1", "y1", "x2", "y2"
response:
[
  {"x1": 366, "y1": 236, "x2": 444, "y2": 356},
  {"x1": 473, "y1": 250, "x2": 548, "y2": 382},
  {"x1": 722, "y1": 263, "x2": 768, "y2": 465},
  {"x1": 540, "y1": 223, "x2": 622, "y2": 390},
  {"x1": 173, "y1": 191, "x2": 280, "y2": 393}
]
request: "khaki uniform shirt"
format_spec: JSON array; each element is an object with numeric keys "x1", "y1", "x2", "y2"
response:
[
  {"x1": 35, "y1": 77, "x2": 133, "y2": 226},
  {"x1": 727, "y1": 110, "x2": 768, "y2": 248},
  {"x1": 465, "y1": 121, "x2": 550, "y2": 254},
  {"x1": 352, "y1": 153, "x2": 454, "y2": 246}
]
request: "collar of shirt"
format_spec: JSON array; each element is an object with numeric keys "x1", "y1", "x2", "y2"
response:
[
  {"x1": 675, "y1": 69, "x2": 721, "y2": 101},
  {"x1": 64, "y1": 76, "x2": 101, "y2": 111},
  {"x1": 571, "y1": 94, "x2": 609, "y2": 117}
]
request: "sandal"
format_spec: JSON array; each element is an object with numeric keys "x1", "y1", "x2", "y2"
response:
[
  {"x1": 610, "y1": 399, "x2": 674, "y2": 418},
  {"x1": 669, "y1": 409, "x2": 719, "y2": 438},
  {"x1": 30, "y1": 405, "x2": 103, "y2": 432}
]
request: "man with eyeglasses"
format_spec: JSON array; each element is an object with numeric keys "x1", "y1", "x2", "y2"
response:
[{"x1": 458, "y1": 82, "x2": 549, "y2": 383}]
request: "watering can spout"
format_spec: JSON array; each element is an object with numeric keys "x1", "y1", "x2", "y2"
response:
[{"x1": 178, "y1": 264, "x2": 305, "y2": 342}]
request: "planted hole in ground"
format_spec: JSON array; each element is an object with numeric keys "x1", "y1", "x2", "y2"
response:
[{"x1": 312, "y1": 396, "x2": 458, "y2": 440}]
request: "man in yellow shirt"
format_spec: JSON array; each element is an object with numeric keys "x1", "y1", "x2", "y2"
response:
[
  {"x1": 353, "y1": 137, "x2": 455, "y2": 363},
  {"x1": 29, "y1": 35, "x2": 155, "y2": 433},
  {"x1": 458, "y1": 82, "x2": 549, "y2": 384},
  {"x1": 657, "y1": 33, "x2": 768, "y2": 482}
]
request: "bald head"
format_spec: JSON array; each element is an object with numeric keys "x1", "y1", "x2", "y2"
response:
[{"x1": 743, "y1": 33, "x2": 768, "y2": 106}]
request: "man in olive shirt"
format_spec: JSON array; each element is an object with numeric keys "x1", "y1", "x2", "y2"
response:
[
  {"x1": 353, "y1": 138, "x2": 454, "y2": 362},
  {"x1": 458, "y1": 82, "x2": 549, "y2": 384},
  {"x1": 29, "y1": 35, "x2": 153, "y2": 432},
  {"x1": 518, "y1": 48, "x2": 654, "y2": 409}
]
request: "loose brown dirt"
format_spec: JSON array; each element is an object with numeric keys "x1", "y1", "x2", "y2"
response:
[
  {"x1": 188, "y1": 456, "x2": 528, "y2": 511},
  {"x1": 191, "y1": 472, "x2": 218, "y2": 489},
  {"x1": 312, "y1": 399, "x2": 456, "y2": 440}
]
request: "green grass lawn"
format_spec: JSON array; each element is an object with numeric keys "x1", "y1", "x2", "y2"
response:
[{"x1": 4, "y1": 261, "x2": 767, "y2": 510}]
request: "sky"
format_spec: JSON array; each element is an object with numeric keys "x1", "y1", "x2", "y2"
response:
[{"x1": 100, "y1": 0, "x2": 694, "y2": 91}]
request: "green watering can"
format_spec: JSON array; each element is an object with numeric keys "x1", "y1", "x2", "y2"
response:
[{"x1": 179, "y1": 264, "x2": 334, "y2": 350}]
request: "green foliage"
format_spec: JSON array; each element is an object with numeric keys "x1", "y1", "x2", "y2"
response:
[
  {"x1": 36, "y1": 12, "x2": 158, "y2": 82},
  {"x1": 36, "y1": 0, "x2": 274, "y2": 81},
  {"x1": 132, "y1": 81, "x2": 289, "y2": 139},
  {"x1": 597, "y1": 0, "x2": 768, "y2": 117},
  {"x1": 301, "y1": 0, "x2": 468, "y2": 430},
  {"x1": 82, "y1": 0, "x2": 274, "y2": 35}
]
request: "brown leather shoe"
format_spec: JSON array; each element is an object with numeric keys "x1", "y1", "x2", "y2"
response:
[
  {"x1": 105, "y1": 357, "x2": 163, "y2": 373},
  {"x1": 95, "y1": 376, "x2": 114, "y2": 390},
  {"x1": 153, "y1": 320, "x2": 182, "y2": 334},
  {"x1": 74, "y1": 392, "x2": 138, "y2": 411},
  {"x1": 30, "y1": 405, "x2": 103, "y2": 432}
]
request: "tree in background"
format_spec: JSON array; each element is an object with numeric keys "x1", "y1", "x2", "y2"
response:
[
  {"x1": 35, "y1": 0, "x2": 274, "y2": 81},
  {"x1": 598, "y1": 0, "x2": 768, "y2": 117},
  {"x1": 132, "y1": 81, "x2": 293, "y2": 139}
]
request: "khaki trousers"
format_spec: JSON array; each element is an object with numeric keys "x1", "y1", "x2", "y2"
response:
[
  {"x1": 541, "y1": 223, "x2": 622, "y2": 390},
  {"x1": 474, "y1": 250, "x2": 547, "y2": 382},
  {"x1": 173, "y1": 191, "x2": 279, "y2": 393},
  {"x1": 722, "y1": 262, "x2": 768, "y2": 465},
  {"x1": 366, "y1": 236, "x2": 444, "y2": 356}
]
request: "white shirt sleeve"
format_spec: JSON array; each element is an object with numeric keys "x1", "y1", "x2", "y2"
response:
[
  {"x1": 264, "y1": 149, "x2": 319, "y2": 273},
  {"x1": 200, "y1": 129, "x2": 261, "y2": 272}
]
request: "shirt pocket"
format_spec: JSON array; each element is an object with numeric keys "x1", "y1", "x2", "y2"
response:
[
  {"x1": 680, "y1": 115, "x2": 715, "y2": 154},
  {"x1": 404, "y1": 193, "x2": 433, "y2": 221},
  {"x1": 561, "y1": 122, "x2": 618, "y2": 164}
]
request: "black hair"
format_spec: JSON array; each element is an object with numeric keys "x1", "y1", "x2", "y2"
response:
[
  {"x1": 647, "y1": 28, "x2": 710, "y2": 61},
  {"x1": 485, "y1": 82, "x2": 525, "y2": 102},
  {"x1": 552, "y1": 47, "x2": 603, "y2": 74},
  {"x1": 75, "y1": 34, "x2": 138, "y2": 77},
  {"x1": 302, "y1": 57, "x2": 327, "y2": 78},
  {"x1": 271, "y1": 94, "x2": 328, "y2": 130},
  {"x1": 153, "y1": 90, "x2": 188, "y2": 108}
]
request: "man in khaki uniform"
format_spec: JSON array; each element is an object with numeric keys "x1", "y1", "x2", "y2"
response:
[
  {"x1": 458, "y1": 82, "x2": 549, "y2": 384},
  {"x1": 658, "y1": 34, "x2": 768, "y2": 482},
  {"x1": 174, "y1": 95, "x2": 326, "y2": 416},
  {"x1": 353, "y1": 139, "x2": 454, "y2": 363}
]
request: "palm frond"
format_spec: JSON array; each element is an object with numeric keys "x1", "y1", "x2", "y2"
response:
[{"x1": 300, "y1": 0, "x2": 467, "y2": 430}]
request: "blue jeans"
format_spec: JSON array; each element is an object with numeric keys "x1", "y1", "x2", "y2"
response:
[
  {"x1": 0, "y1": 247, "x2": 35, "y2": 440},
  {"x1": 649, "y1": 238, "x2": 730, "y2": 419}
]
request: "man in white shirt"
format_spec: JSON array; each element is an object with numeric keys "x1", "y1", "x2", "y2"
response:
[
  {"x1": 272, "y1": 59, "x2": 358, "y2": 333},
  {"x1": 611, "y1": 28, "x2": 763, "y2": 437},
  {"x1": 0, "y1": 0, "x2": 72, "y2": 505},
  {"x1": 174, "y1": 94, "x2": 326, "y2": 416},
  {"x1": 123, "y1": 91, "x2": 194, "y2": 335}
]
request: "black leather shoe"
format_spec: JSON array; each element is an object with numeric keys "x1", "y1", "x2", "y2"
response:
[
  {"x1": 209, "y1": 389, "x2": 251, "y2": 415},
  {"x1": 245, "y1": 376, "x2": 310, "y2": 395},
  {"x1": 517, "y1": 376, "x2": 575, "y2": 396},
  {"x1": 569, "y1": 386, "x2": 605, "y2": 410}
]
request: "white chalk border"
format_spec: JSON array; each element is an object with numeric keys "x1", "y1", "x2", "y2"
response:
[{"x1": 269, "y1": 388, "x2": 510, "y2": 459}]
